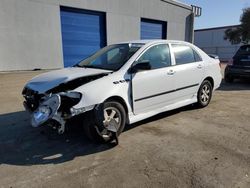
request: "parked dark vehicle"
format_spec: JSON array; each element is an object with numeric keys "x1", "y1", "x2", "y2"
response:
[{"x1": 225, "y1": 45, "x2": 250, "y2": 82}]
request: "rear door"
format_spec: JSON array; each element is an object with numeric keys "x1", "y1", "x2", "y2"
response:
[
  {"x1": 170, "y1": 44, "x2": 205, "y2": 101},
  {"x1": 132, "y1": 43, "x2": 176, "y2": 114}
]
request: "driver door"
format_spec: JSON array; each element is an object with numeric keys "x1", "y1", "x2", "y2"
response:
[{"x1": 132, "y1": 43, "x2": 176, "y2": 114}]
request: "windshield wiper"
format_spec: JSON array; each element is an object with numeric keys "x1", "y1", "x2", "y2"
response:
[
  {"x1": 81, "y1": 65, "x2": 96, "y2": 68},
  {"x1": 75, "y1": 64, "x2": 96, "y2": 69},
  {"x1": 74, "y1": 64, "x2": 81, "y2": 67},
  {"x1": 77, "y1": 64, "x2": 113, "y2": 71}
]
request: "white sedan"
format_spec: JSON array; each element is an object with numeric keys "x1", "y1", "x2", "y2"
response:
[{"x1": 22, "y1": 40, "x2": 222, "y2": 143}]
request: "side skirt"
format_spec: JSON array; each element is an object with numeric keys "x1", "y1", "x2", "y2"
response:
[{"x1": 128, "y1": 96, "x2": 197, "y2": 124}]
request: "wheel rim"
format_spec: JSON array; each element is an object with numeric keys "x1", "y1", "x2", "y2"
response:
[
  {"x1": 201, "y1": 84, "x2": 211, "y2": 103},
  {"x1": 103, "y1": 107, "x2": 121, "y2": 132}
]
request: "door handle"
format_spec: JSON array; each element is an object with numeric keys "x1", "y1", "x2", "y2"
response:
[
  {"x1": 197, "y1": 64, "x2": 202, "y2": 69},
  {"x1": 167, "y1": 70, "x2": 175, "y2": 75}
]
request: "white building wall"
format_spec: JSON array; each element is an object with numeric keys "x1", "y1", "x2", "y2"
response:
[{"x1": 0, "y1": 0, "x2": 193, "y2": 71}]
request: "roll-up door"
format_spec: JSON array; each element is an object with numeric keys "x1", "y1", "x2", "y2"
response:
[
  {"x1": 141, "y1": 18, "x2": 167, "y2": 40},
  {"x1": 60, "y1": 7, "x2": 106, "y2": 67}
]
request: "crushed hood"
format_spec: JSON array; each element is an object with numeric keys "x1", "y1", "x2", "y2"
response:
[{"x1": 25, "y1": 67, "x2": 112, "y2": 93}]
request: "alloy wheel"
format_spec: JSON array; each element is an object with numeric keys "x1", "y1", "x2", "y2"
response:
[
  {"x1": 201, "y1": 84, "x2": 211, "y2": 103},
  {"x1": 103, "y1": 107, "x2": 121, "y2": 132}
]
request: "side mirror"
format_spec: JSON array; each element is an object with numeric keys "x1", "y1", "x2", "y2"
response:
[{"x1": 129, "y1": 60, "x2": 151, "y2": 73}]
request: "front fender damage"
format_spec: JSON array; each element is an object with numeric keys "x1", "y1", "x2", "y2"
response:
[
  {"x1": 27, "y1": 92, "x2": 95, "y2": 134},
  {"x1": 23, "y1": 73, "x2": 109, "y2": 134}
]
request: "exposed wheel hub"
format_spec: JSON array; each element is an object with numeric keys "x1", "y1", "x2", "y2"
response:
[{"x1": 103, "y1": 107, "x2": 121, "y2": 132}]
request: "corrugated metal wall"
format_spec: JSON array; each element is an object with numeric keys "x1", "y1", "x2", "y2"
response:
[{"x1": 194, "y1": 27, "x2": 241, "y2": 62}]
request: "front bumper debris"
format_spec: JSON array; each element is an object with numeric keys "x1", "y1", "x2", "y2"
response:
[{"x1": 23, "y1": 91, "x2": 95, "y2": 134}]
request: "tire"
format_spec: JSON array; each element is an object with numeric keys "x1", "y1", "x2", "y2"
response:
[
  {"x1": 196, "y1": 80, "x2": 213, "y2": 108},
  {"x1": 83, "y1": 101, "x2": 126, "y2": 143},
  {"x1": 224, "y1": 74, "x2": 234, "y2": 83}
]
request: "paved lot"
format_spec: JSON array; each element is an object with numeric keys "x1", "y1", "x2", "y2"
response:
[{"x1": 0, "y1": 66, "x2": 250, "y2": 188}]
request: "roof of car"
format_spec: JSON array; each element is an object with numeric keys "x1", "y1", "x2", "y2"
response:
[{"x1": 120, "y1": 40, "x2": 191, "y2": 45}]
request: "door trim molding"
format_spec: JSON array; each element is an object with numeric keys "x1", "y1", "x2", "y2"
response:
[{"x1": 134, "y1": 83, "x2": 199, "y2": 102}]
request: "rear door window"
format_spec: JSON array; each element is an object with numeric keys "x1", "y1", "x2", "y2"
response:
[{"x1": 172, "y1": 44, "x2": 201, "y2": 65}]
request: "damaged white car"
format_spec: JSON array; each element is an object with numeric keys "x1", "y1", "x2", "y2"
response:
[{"x1": 22, "y1": 40, "x2": 222, "y2": 143}]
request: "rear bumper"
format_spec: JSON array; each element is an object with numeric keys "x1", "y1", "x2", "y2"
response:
[{"x1": 225, "y1": 65, "x2": 250, "y2": 78}]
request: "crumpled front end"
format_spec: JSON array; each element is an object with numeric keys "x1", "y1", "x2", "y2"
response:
[
  {"x1": 21, "y1": 68, "x2": 110, "y2": 134},
  {"x1": 22, "y1": 87, "x2": 94, "y2": 134}
]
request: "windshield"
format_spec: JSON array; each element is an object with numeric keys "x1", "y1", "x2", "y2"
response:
[{"x1": 76, "y1": 43, "x2": 143, "y2": 71}]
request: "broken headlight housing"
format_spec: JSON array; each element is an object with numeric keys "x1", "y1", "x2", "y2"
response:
[
  {"x1": 31, "y1": 105, "x2": 51, "y2": 127},
  {"x1": 31, "y1": 91, "x2": 82, "y2": 127},
  {"x1": 31, "y1": 94, "x2": 61, "y2": 127}
]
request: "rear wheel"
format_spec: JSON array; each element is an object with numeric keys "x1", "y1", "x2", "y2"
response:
[
  {"x1": 83, "y1": 101, "x2": 126, "y2": 143},
  {"x1": 196, "y1": 80, "x2": 213, "y2": 108}
]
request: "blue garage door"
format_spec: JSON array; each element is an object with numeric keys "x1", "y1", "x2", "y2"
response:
[
  {"x1": 141, "y1": 18, "x2": 167, "y2": 40},
  {"x1": 60, "y1": 7, "x2": 106, "y2": 67}
]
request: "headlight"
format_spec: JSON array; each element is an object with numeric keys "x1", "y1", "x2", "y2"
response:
[
  {"x1": 31, "y1": 94, "x2": 61, "y2": 127},
  {"x1": 31, "y1": 105, "x2": 51, "y2": 127}
]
